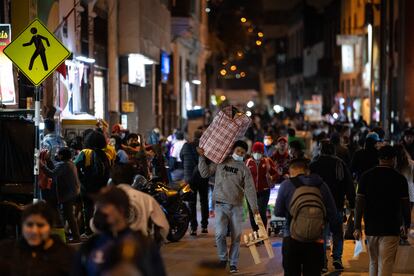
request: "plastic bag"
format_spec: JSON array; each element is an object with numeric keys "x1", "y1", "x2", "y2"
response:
[{"x1": 353, "y1": 239, "x2": 367, "y2": 258}]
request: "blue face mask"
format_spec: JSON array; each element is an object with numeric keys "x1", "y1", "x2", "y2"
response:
[{"x1": 232, "y1": 153, "x2": 244, "y2": 162}]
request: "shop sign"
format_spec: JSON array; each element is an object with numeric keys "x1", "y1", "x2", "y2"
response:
[
  {"x1": 0, "y1": 24, "x2": 16, "y2": 105},
  {"x1": 341, "y1": 44, "x2": 354, "y2": 74},
  {"x1": 122, "y1": 101, "x2": 135, "y2": 113},
  {"x1": 128, "y1": 54, "x2": 146, "y2": 87},
  {"x1": 3, "y1": 18, "x2": 70, "y2": 86}
]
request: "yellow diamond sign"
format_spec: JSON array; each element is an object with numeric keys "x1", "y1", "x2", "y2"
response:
[{"x1": 3, "y1": 18, "x2": 70, "y2": 86}]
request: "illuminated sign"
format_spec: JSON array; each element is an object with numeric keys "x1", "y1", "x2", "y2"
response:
[
  {"x1": 341, "y1": 44, "x2": 354, "y2": 73},
  {"x1": 0, "y1": 24, "x2": 15, "y2": 105},
  {"x1": 128, "y1": 54, "x2": 146, "y2": 87},
  {"x1": 161, "y1": 52, "x2": 170, "y2": 83}
]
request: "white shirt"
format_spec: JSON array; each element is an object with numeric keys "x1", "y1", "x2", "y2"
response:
[{"x1": 170, "y1": 140, "x2": 186, "y2": 162}]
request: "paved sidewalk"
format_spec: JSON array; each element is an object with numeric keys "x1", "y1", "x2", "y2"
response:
[{"x1": 162, "y1": 220, "x2": 414, "y2": 276}]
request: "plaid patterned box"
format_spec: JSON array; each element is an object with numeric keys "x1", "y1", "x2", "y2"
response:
[{"x1": 199, "y1": 106, "x2": 251, "y2": 163}]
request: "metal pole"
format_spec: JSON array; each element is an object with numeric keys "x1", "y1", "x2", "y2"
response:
[{"x1": 33, "y1": 86, "x2": 40, "y2": 203}]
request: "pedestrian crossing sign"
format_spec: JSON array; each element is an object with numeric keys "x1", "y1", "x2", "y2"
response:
[{"x1": 3, "y1": 18, "x2": 71, "y2": 86}]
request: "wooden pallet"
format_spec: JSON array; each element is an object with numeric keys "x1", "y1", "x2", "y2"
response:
[{"x1": 244, "y1": 214, "x2": 275, "y2": 264}]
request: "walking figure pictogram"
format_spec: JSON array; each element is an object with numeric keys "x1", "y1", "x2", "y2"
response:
[{"x1": 23, "y1": 27, "x2": 50, "y2": 71}]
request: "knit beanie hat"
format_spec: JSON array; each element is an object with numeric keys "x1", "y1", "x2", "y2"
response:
[{"x1": 252, "y1": 142, "x2": 265, "y2": 153}]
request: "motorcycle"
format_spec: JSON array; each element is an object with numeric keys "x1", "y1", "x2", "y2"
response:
[{"x1": 132, "y1": 175, "x2": 192, "y2": 242}]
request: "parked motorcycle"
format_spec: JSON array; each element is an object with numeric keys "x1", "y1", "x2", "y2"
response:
[{"x1": 132, "y1": 175, "x2": 191, "y2": 242}]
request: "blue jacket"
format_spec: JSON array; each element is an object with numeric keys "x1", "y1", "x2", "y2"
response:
[{"x1": 275, "y1": 174, "x2": 339, "y2": 237}]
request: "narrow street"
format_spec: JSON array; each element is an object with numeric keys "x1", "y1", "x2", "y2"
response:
[{"x1": 162, "y1": 218, "x2": 414, "y2": 276}]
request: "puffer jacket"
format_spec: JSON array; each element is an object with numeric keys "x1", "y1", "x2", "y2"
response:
[{"x1": 180, "y1": 142, "x2": 199, "y2": 183}]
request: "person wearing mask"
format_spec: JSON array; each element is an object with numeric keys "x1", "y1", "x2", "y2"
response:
[
  {"x1": 105, "y1": 167, "x2": 170, "y2": 246},
  {"x1": 0, "y1": 202, "x2": 74, "y2": 276},
  {"x1": 75, "y1": 130, "x2": 111, "y2": 236},
  {"x1": 73, "y1": 187, "x2": 166, "y2": 276},
  {"x1": 275, "y1": 159, "x2": 339, "y2": 275},
  {"x1": 354, "y1": 146, "x2": 411, "y2": 276},
  {"x1": 181, "y1": 130, "x2": 209, "y2": 235},
  {"x1": 246, "y1": 142, "x2": 279, "y2": 232},
  {"x1": 124, "y1": 133, "x2": 141, "y2": 158},
  {"x1": 272, "y1": 137, "x2": 290, "y2": 183},
  {"x1": 198, "y1": 140, "x2": 259, "y2": 274},
  {"x1": 263, "y1": 134, "x2": 276, "y2": 158},
  {"x1": 351, "y1": 132, "x2": 380, "y2": 181},
  {"x1": 310, "y1": 141, "x2": 356, "y2": 271},
  {"x1": 40, "y1": 147, "x2": 81, "y2": 243}
]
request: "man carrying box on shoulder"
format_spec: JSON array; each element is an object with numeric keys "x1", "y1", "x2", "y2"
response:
[{"x1": 198, "y1": 140, "x2": 259, "y2": 274}]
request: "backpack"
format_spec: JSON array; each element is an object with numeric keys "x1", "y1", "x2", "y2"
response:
[
  {"x1": 289, "y1": 176, "x2": 326, "y2": 242},
  {"x1": 86, "y1": 150, "x2": 110, "y2": 193}
]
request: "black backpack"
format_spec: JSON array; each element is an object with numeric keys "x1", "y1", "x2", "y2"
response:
[
  {"x1": 86, "y1": 150, "x2": 110, "y2": 193},
  {"x1": 289, "y1": 177, "x2": 326, "y2": 242}
]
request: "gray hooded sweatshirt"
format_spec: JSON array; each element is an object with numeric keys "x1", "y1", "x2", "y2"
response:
[{"x1": 198, "y1": 156, "x2": 258, "y2": 211}]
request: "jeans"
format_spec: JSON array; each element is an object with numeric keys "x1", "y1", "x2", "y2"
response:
[
  {"x1": 324, "y1": 211, "x2": 344, "y2": 262},
  {"x1": 208, "y1": 185, "x2": 214, "y2": 212},
  {"x1": 366, "y1": 236, "x2": 399, "y2": 276},
  {"x1": 60, "y1": 199, "x2": 80, "y2": 240},
  {"x1": 247, "y1": 189, "x2": 271, "y2": 231},
  {"x1": 282, "y1": 236, "x2": 324, "y2": 276},
  {"x1": 215, "y1": 202, "x2": 243, "y2": 267},
  {"x1": 189, "y1": 177, "x2": 209, "y2": 230}
]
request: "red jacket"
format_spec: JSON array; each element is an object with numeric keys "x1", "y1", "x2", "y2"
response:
[{"x1": 246, "y1": 157, "x2": 279, "y2": 193}]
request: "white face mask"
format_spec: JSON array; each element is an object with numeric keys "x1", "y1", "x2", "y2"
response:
[
  {"x1": 232, "y1": 153, "x2": 244, "y2": 162},
  {"x1": 253, "y1": 153, "x2": 263, "y2": 160}
]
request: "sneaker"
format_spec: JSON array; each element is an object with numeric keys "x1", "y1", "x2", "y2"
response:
[
  {"x1": 190, "y1": 230, "x2": 197, "y2": 236},
  {"x1": 201, "y1": 228, "x2": 208, "y2": 234},
  {"x1": 333, "y1": 260, "x2": 344, "y2": 271},
  {"x1": 229, "y1": 265, "x2": 239, "y2": 273}
]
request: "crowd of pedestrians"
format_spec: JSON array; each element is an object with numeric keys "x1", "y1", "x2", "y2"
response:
[{"x1": 1, "y1": 110, "x2": 414, "y2": 276}]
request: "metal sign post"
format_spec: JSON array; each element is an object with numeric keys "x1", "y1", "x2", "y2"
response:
[{"x1": 33, "y1": 86, "x2": 40, "y2": 202}]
